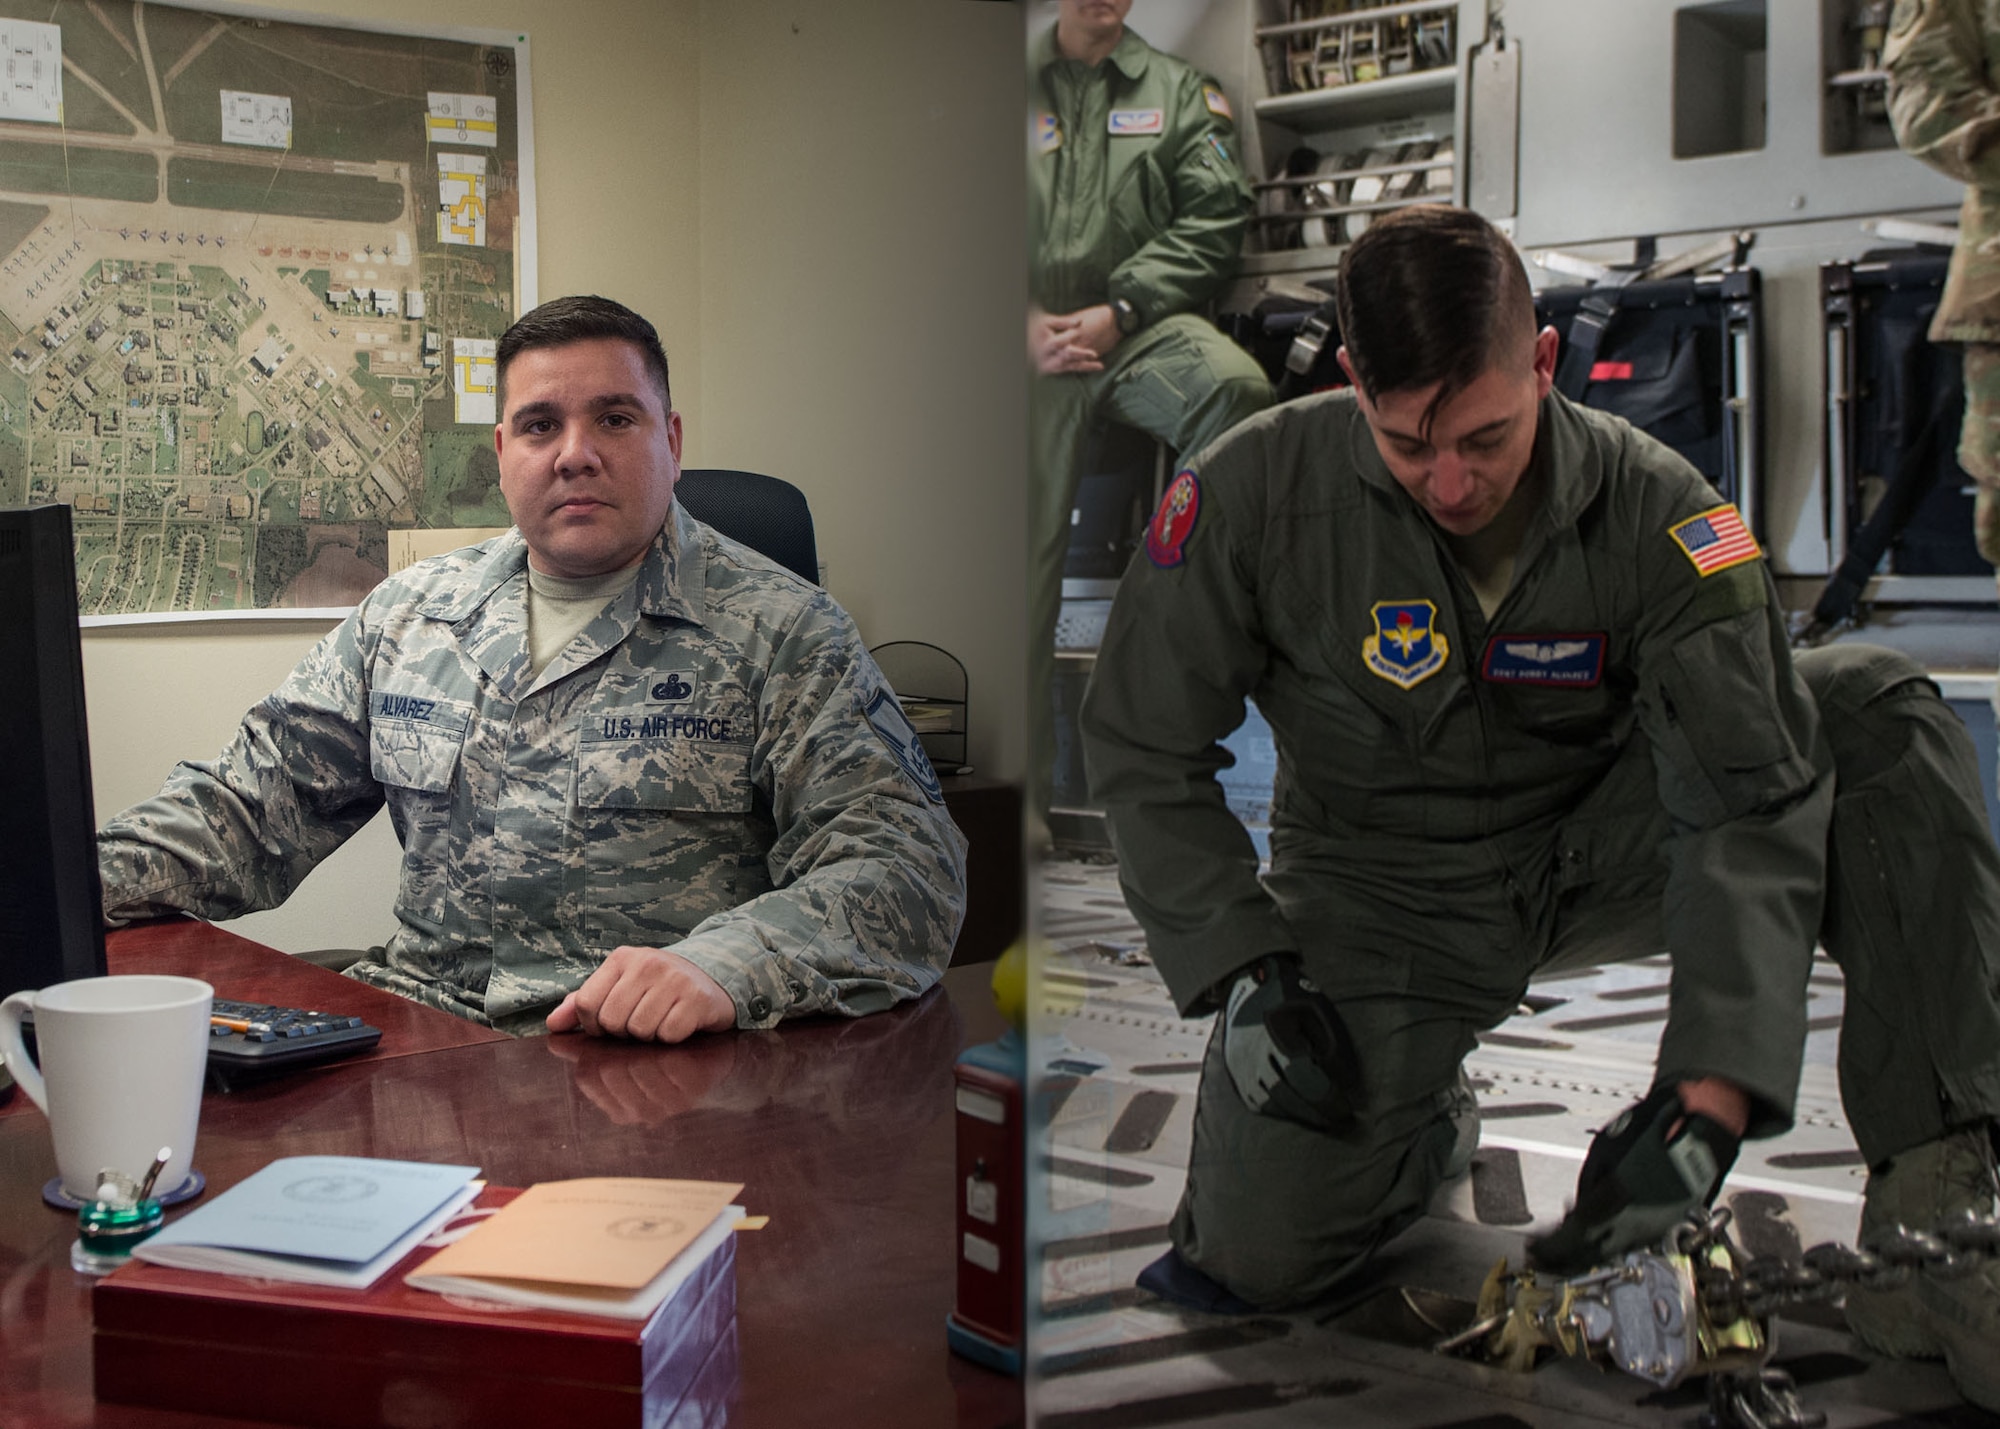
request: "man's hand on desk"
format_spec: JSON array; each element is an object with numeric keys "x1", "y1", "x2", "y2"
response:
[{"x1": 545, "y1": 946, "x2": 737, "y2": 1042}]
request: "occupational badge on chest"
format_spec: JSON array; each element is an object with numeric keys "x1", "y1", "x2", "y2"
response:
[{"x1": 1362, "y1": 600, "x2": 1450, "y2": 688}]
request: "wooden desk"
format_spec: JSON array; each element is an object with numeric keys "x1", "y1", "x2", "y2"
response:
[
  {"x1": 0, "y1": 928, "x2": 1021, "y2": 1427},
  {"x1": 0, "y1": 921, "x2": 509, "y2": 1121}
]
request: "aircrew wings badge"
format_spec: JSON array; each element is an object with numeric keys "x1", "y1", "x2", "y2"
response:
[
  {"x1": 1108, "y1": 108, "x2": 1164, "y2": 135},
  {"x1": 1668, "y1": 503, "x2": 1760, "y2": 576},
  {"x1": 1363, "y1": 601, "x2": 1449, "y2": 688},
  {"x1": 1145, "y1": 470, "x2": 1200, "y2": 568}
]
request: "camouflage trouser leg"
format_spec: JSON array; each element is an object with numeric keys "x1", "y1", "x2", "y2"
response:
[
  {"x1": 1959, "y1": 345, "x2": 2000, "y2": 572},
  {"x1": 1028, "y1": 315, "x2": 1271, "y2": 817}
]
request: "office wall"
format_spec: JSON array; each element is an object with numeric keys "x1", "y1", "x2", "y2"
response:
[
  {"x1": 82, "y1": 0, "x2": 1027, "y2": 955},
  {"x1": 694, "y1": 0, "x2": 1027, "y2": 779}
]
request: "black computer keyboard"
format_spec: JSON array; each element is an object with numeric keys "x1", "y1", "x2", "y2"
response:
[{"x1": 208, "y1": 998, "x2": 382, "y2": 1078}]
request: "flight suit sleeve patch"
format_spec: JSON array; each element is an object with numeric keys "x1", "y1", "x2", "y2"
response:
[
  {"x1": 1145, "y1": 470, "x2": 1202, "y2": 568},
  {"x1": 1668, "y1": 503, "x2": 1761, "y2": 577},
  {"x1": 1202, "y1": 84, "x2": 1233, "y2": 120}
]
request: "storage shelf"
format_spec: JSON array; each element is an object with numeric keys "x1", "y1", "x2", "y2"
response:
[{"x1": 1254, "y1": 68, "x2": 1456, "y2": 131}]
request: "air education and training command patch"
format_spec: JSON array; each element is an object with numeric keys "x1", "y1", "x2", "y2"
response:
[
  {"x1": 1034, "y1": 111, "x2": 1061, "y2": 155},
  {"x1": 1362, "y1": 601, "x2": 1449, "y2": 688},
  {"x1": 1145, "y1": 470, "x2": 1201, "y2": 568},
  {"x1": 1669, "y1": 503, "x2": 1761, "y2": 577}
]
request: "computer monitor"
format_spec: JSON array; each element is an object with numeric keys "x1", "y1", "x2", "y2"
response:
[{"x1": 0, "y1": 504, "x2": 108, "y2": 1009}]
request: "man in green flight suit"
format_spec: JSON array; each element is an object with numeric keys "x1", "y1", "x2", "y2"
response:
[
  {"x1": 1082, "y1": 206, "x2": 2000, "y2": 1411},
  {"x1": 1030, "y1": 0, "x2": 1271, "y2": 812},
  {"x1": 1886, "y1": 0, "x2": 2000, "y2": 577}
]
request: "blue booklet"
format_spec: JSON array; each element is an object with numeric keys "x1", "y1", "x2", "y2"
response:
[{"x1": 135, "y1": 1155, "x2": 481, "y2": 1288}]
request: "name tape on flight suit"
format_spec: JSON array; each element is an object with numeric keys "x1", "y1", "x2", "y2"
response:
[
  {"x1": 1145, "y1": 470, "x2": 1201, "y2": 568},
  {"x1": 1668, "y1": 503, "x2": 1761, "y2": 577},
  {"x1": 1109, "y1": 108, "x2": 1164, "y2": 135},
  {"x1": 1481, "y1": 634, "x2": 1607, "y2": 688},
  {"x1": 1363, "y1": 600, "x2": 1450, "y2": 689}
]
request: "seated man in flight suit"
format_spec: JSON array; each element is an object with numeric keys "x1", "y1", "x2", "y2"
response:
[
  {"x1": 98, "y1": 296, "x2": 968, "y2": 1043},
  {"x1": 1081, "y1": 206, "x2": 2000, "y2": 1411},
  {"x1": 1028, "y1": 0, "x2": 1272, "y2": 812}
]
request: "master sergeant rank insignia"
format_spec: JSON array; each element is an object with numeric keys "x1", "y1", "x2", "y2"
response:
[{"x1": 1363, "y1": 601, "x2": 1449, "y2": 688}]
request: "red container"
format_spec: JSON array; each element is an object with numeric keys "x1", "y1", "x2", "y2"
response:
[{"x1": 92, "y1": 1186, "x2": 738, "y2": 1428}]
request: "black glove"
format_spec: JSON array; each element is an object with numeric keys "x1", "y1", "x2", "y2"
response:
[
  {"x1": 1528, "y1": 1084, "x2": 1742, "y2": 1276},
  {"x1": 1220, "y1": 954, "x2": 1362, "y2": 1132}
]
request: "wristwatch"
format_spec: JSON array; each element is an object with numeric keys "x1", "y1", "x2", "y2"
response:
[{"x1": 1112, "y1": 297, "x2": 1142, "y2": 335}]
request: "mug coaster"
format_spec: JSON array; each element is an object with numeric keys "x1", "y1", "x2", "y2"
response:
[{"x1": 43, "y1": 1170, "x2": 205, "y2": 1213}]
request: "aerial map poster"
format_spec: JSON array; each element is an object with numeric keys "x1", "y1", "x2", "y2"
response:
[{"x1": 0, "y1": 1, "x2": 535, "y2": 619}]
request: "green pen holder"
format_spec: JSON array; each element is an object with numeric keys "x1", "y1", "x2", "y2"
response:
[{"x1": 71, "y1": 1195, "x2": 165, "y2": 1276}]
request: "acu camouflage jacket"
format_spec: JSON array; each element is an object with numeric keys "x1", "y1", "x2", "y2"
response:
[
  {"x1": 1887, "y1": 0, "x2": 2000, "y2": 340},
  {"x1": 98, "y1": 504, "x2": 969, "y2": 1033}
]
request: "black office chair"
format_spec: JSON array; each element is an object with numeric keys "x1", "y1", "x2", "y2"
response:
[{"x1": 676, "y1": 468, "x2": 819, "y2": 586}]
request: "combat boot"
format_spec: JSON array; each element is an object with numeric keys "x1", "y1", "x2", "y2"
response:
[{"x1": 1844, "y1": 1124, "x2": 2000, "y2": 1412}]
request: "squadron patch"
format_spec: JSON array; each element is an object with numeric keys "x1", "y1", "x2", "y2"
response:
[
  {"x1": 1108, "y1": 108, "x2": 1165, "y2": 135},
  {"x1": 1362, "y1": 601, "x2": 1450, "y2": 689},
  {"x1": 1668, "y1": 503, "x2": 1761, "y2": 577},
  {"x1": 1145, "y1": 470, "x2": 1201, "y2": 568},
  {"x1": 1482, "y1": 633, "x2": 1606, "y2": 688},
  {"x1": 1034, "y1": 111, "x2": 1061, "y2": 155},
  {"x1": 863, "y1": 688, "x2": 943, "y2": 801}
]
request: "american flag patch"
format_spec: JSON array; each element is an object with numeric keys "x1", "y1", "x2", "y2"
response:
[{"x1": 1668, "y1": 503, "x2": 1761, "y2": 576}]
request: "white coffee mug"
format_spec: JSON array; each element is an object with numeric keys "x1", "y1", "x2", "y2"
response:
[{"x1": 0, "y1": 975, "x2": 213, "y2": 1201}]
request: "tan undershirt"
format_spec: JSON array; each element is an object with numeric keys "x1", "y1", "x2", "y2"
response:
[
  {"x1": 525, "y1": 563, "x2": 642, "y2": 677},
  {"x1": 1442, "y1": 458, "x2": 1545, "y2": 620}
]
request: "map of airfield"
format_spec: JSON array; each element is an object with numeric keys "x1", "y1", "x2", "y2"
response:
[{"x1": 0, "y1": 4, "x2": 528, "y2": 614}]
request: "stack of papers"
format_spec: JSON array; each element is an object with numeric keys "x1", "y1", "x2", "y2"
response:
[
  {"x1": 899, "y1": 701, "x2": 956, "y2": 734},
  {"x1": 133, "y1": 1156, "x2": 481, "y2": 1289},
  {"x1": 406, "y1": 1177, "x2": 743, "y2": 1321}
]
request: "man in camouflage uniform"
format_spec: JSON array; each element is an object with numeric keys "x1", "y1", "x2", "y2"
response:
[
  {"x1": 1083, "y1": 207, "x2": 2000, "y2": 1410},
  {"x1": 1886, "y1": 0, "x2": 2000, "y2": 571},
  {"x1": 1029, "y1": 0, "x2": 1271, "y2": 811},
  {"x1": 98, "y1": 296, "x2": 968, "y2": 1041}
]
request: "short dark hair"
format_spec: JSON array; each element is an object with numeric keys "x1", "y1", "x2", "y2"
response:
[
  {"x1": 496, "y1": 295, "x2": 672, "y2": 410},
  {"x1": 1334, "y1": 205, "x2": 1535, "y2": 437}
]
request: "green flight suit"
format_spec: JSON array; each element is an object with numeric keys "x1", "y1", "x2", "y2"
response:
[
  {"x1": 1081, "y1": 391, "x2": 2000, "y2": 1308},
  {"x1": 1029, "y1": 24, "x2": 1271, "y2": 810}
]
